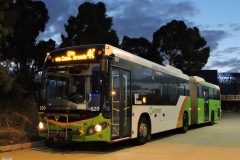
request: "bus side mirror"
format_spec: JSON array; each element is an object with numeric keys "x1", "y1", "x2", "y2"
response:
[{"x1": 100, "y1": 58, "x2": 108, "y2": 73}]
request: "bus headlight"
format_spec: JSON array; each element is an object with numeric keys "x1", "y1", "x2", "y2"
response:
[
  {"x1": 38, "y1": 122, "x2": 46, "y2": 130},
  {"x1": 94, "y1": 124, "x2": 102, "y2": 132},
  {"x1": 86, "y1": 122, "x2": 107, "y2": 135}
]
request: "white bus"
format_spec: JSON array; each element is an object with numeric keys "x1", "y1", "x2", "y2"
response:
[{"x1": 38, "y1": 44, "x2": 221, "y2": 144}]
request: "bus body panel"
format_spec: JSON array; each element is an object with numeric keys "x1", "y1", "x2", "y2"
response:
[
  {"x1": 131, "y1": 96, "x2": 191, "y2": 139},
  {"x1": 209, "y1": 99, "x2": 221, "y2": 121},
  {"x1": 197, "y1": 98, "x2": 205, "y2": 124}
]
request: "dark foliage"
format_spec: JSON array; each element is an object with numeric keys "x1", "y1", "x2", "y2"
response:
[
  {"x1": 120, "y1": 36, "x2": 163, "y2": 64},
  {"x1": 152, "y1": 20, "x2": 210, "y2": 75},
  {"x1": 60, "y1": 2, "x2": 119, "y2": 48},
  {"x1": 0, "y1": 0, "x2": 50, "y2": 90}
]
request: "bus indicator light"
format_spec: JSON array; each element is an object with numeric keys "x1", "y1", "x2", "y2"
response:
[
  {"x1": 112, "y1": 91, "x2": 116, "y2": 95},
  {"x1": 38, "y1": 122, "x2": 45, "y2": 130},
  {"x1": 142, "y1": 97, "x2": 147, "y2": 103},
  {"x1": 97, "y1": 50, "x2": 103, "y2": 55}
]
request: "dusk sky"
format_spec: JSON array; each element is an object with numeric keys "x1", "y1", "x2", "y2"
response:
[{"x1": 39, "y1": 0, "x2": 240, "y2": 73}]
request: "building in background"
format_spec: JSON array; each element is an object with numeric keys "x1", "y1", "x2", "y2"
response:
[
  {"x1": 218, "y1": 72, "x2": 240, "y2": 111},
  {"x1": 196, "y1": 70, "x2": 218, "y2": 85},
  {"x1": 196, "y1": 70, "x2": 240, "y2": 111}
]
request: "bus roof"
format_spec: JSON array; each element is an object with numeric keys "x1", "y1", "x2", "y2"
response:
[
  {"x1": 45, "y1": 44, "x2": 193, "y2": 81},
  {"x1": 192, "y1": 76, "x2": 220, "y2": 90},
  {"x1": 104, "y1": 44, "x2": 189, "y2": 80}
]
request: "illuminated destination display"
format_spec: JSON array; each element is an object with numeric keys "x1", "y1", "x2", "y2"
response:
[{"x1": 54, "y1": 48, "x2": 95, "y2": 62}]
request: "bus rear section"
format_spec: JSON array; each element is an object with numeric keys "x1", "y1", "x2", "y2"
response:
[{"x1": 190, "y1": 76, "x2": 221, "y2": 126}]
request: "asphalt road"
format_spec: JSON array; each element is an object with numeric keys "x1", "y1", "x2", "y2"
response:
[{"x1": 1, "y1": 112, "x2": 240, "y2": 160}]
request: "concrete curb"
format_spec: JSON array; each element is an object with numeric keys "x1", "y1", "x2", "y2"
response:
[{"x1": 0, "y1": 140, "x2": 44, "y2": 152}]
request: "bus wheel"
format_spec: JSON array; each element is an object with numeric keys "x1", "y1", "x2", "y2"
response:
[
  {"x1": 136, "y1": 116, "x2": 150, "y2": 145},
  {"x1": 180, "y1": 112, "x2": 189, "y2": 133},
  {"x1": 210, "y1": 111, "x2": 215, "y2": 126},
  {"x1": 44, "y1": 139, "x2": 54, "y2": 146}
]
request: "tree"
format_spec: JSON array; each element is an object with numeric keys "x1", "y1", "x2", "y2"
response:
[
  {"x1": 0, "y1": 0, "x2": 49, "y2": 89},
  {"x1": 0, "y1": 64, "x2": 14, "y2": 94},
  {"x1": 120, "y1": 36, "x2": 163, "y2": 64},
  {"x1": 0, "y1": 0, "x2": 22, "y2": 98},
  {"x1": 33, "y1": 39, "x2": 56, "y2": 75},
  {"x1": 0, "y1": 0, "x2": 21, "y2": 43},
  {"x1": 152, "y1": 20, "x2": 210, "y2": 75},
  {"x1": 60, "y1": 2, "x2": 119, "y2": 48}
]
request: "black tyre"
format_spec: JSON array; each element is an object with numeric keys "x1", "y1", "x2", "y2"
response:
[
  {"x1": 180, "y1": 112, "x2": 189, "y2": 133},
  {"x1": 209, "y1": 111, "x2": 215, "y2": 126},
  {"x1": 44, "y1": 138, "x2": 55, "y2": 146},
  {"x1": 136, "y1": 116, "x2": 150, "y2": 145}
]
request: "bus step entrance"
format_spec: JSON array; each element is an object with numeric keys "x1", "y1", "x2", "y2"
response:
[{"x1": 112, "y1": 123, "x2": 119, "y2": 137}]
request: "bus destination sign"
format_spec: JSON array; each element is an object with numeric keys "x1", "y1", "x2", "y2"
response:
[{"x1": 53, "y1": 48, "x2": 96, "y2": 62}]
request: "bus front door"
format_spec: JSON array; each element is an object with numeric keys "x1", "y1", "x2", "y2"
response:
[
  {"x1": 203, "y1": 90, "x2": 209, "y2": 121},
  {"x1": 111, "y1": 67, "x2": 131, "y2": 140}
]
